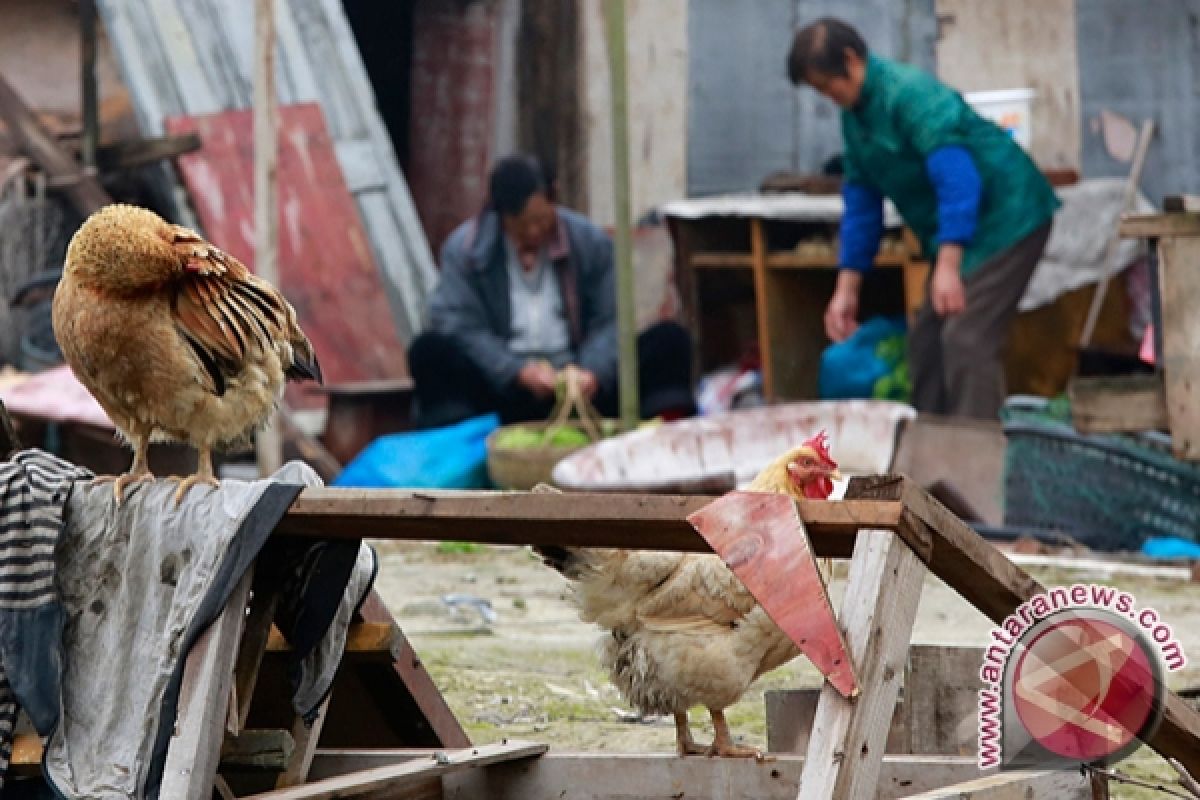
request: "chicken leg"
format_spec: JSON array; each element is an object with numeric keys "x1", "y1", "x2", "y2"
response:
[
  {"x1": 94, "y1": 430, "x2": 154, "y2": 505},
  {"x1": 708, "y1": 709, "x2": 766, "y2": 760},
  {"x1": 169, "y1": 445, "x2": 220, "y2": 506},
  {"x1": 674, "y1": 712, "x2": 708, "y2": 756}
]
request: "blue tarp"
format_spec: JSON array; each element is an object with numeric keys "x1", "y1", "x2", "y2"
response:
[{"x1": 333, "y1": 413, "x2": 499, "y2": 489}]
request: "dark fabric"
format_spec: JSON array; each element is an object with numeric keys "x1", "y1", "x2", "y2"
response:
[
  {"x1": 410, "y1": 321, "x2": 696, "y2": 428},
  {"x1": 909, "y1": 222, "x2": 1053, "y2": 419},
  {"x1": 0, "y1": 450, "x2": 91, "y2": 792},
  {"x1": 427, "y1": 207, "x2": 617, "y2": 394}
]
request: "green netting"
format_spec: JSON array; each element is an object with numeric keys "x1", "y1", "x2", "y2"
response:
[{"x1": 1001, "y1": 396, "x2": 1200, "y2": 551}]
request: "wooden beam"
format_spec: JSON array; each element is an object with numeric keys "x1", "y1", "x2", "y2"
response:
[
  {"x1": 898, "y1": 769, "x2": 1091, "y2": 799},
  {"x1": 1067, "y1": 374, "x2": 1167, "y2": 434},
  {"x1": 799, "y1": 528, "x2": 926, "y2": 799},
  {"x1": 0, "y1": 73, "x2": 110, "y2": 214},
  {"x1": 1158, "y1": 236, "x2": 1200, "y2": 459},
  {"x1": 159, "y1": 571, "x2": 253, "y2": 800},
  {"x1": 356, "y1": 591, "x2": 472, "y2": 749},
  {"x1": 234, "y1": 577, "x2": 282, "y2": 730},
  {"x1": 435, "y1": 752, "x2": 1000, "y2": 800},
  {"x1": 245, "y1": 741, "x2": 547, "y2": 799},
  {"x1": 266, "y1": 622, "x2": 396, "y2": 661},
  {"x1": 1120, "y1": 212, "x2": 1200, "y2": 238},
  {"x1": 221, "y1": 728, "x2": 296, "y2": 771},
  {"x1": 275, "y1": 696, "x2": 330, "y2": 789},
  {"x1": 275, "y1": 489, "x2": 902, "y2": 558},
  {"x1": 846, "y1": 475, "x2": 1200, "y2": 777},
  {"x1": 80, "y1": 0, "x2": 98, "y2": 171},
  {"x1": 96, "y1": 133, "x2": 202, "y2": 171}
]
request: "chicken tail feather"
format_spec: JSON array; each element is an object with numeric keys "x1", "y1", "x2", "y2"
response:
[{"x1": 287, "y1": 350, "x2": 323, "y2": 384}]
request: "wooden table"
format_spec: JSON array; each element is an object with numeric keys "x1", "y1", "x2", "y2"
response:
[{"x1": 663, "y1": 193, "x2": 928, "y2": 401}]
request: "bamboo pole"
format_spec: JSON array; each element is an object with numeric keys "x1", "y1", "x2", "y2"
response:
[
  {"x1": 80, "y1": 0, "x2": 98, "y2": 172},
  {"x1": 254, "y1": 0, "x2": 282, "y2": 475},
  {"x1": 603, "y1": 0, "x2": 639, "y2": 429}
]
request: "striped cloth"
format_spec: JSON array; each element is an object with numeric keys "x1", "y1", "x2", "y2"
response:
[{"x1": 0, "y1": 450, "x2": 92, "y2": 789}]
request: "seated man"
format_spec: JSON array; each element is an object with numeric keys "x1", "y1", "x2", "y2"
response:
[{"x1": 409, "y1": 155, "x2": 696, "y2": 429}]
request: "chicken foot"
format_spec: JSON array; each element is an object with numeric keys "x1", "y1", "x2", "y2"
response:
[
  {"x1": 93, "y1": 432, "x2": 154, "y2": 506},
  {"x1": 168, "y1": 445, "x2": 220, "y2": 506},
  {"x1": 707, "y1": 709, "x2": 769, "y2": 761},
  {"x1": 674, "y1": 712, "x2": 708, "y2": 756}
]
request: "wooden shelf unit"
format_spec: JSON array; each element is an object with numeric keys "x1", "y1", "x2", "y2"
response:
[{"x1": 668, "y1": 211, "x2": 929, "y2": 401}]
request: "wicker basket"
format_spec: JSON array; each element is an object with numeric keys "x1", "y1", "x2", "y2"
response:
[
  {"x1": 486, "y1": 368, "x2": 613, "y2": 490},
  {"x1": 1001, "y1": 396, "x2": 1200, "y2": 551}
]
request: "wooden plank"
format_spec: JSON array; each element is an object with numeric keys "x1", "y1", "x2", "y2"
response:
[
  {"x1": 437, "y1": 752, "x2": 996, "y2": 800},
  {"x1": 159, "y1": 571, "x2": 253, "y2": 800},
  {"x1": 1158, "y1": 236, "x2": 1200, "y2": 459},
  {"x1": 1067, "y1": 374, "x2": 1167, "y2": 434},
  {"x1": 750, "y1": 218, "x2": 775, "y2": 399},
  {"x1": 97, "y1": 133, "x2": 203, "y2": 171},
  {"x1": 0, "y1": 74, "x2": 111, "y2": 214},
  {"x1": 765, "y1": 689, "x2": 910, "y2": 756},
  {"x1": 847, "y1": 475, "x2": 1200, "y2": 777},
  {"x1": 234, "y1": 579, "x2": 282, "y2": 729},
  {"x1": 356, "y1": 591, "x2": 472, "y2": 749},
  {"x1": 905, "y1": 645, "x2": 984, "y2": 756},
  {"x1": 276, "y1": 696, "x2": 331, "y2": 789},
  {"x1": 692, "y1": 251, "x2": 754, "y2": 269},
  {"x1": 246, "y1": 741, "x2": 547, "y2": 799},
  {"x1": 266, "y1": 622, "x2": 396, "y2": 660},
  {"x1": 221, "y1": 728, "x2": 296, "y2": 770},
  {"x1": 898, "y1": 769, "x2": 1091, "y2": 799},
  {"x1": 274, "y1": 489, "x2": 903, "y2": 558},
  {"x1": 799, "y1": 528, "x2": 926, "y2": 799},
  {"x1": 1119, "y1": 212, "x2": 1200, "y2": 238},
  {"x1": 165, "y1": 104, "x2": 411, "y2": 399},
  {"x1": 81, "y1": 0, "x2": 99, "y2": 170}
]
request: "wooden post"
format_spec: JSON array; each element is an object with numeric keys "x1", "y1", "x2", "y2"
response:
[
  {"x1": 79, "y1": 0, "x2": 99, "y2": 173},
  {"x1": 750, "y1": 218, "x2": 774, "y2": 399},
  {"x1": 798, "y1": 528, "x2": 926, "y2": 800},
  {"x1": 1158, "y1": 233, "x2": 1200, "y2": 459},
  {"x1": 603, "y1": 0, "x2": 639, "y2": 429},
  {"x1": 255, "y1": 0, "x2": 283, "y2": 476}
]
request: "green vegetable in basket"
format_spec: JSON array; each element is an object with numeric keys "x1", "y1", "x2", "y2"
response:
[
  {"x1": 493, "y1": 426, "x2": 546, "y2": 450},
  {"x1": 543, "y1": 424, "x2": 592, "y2": 447}
]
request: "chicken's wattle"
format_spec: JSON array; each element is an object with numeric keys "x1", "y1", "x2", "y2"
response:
[{"x1": 805, "y1": 475, "x2": 835, "y2": 500}]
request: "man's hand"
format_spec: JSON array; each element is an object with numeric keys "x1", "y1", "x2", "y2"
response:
[
  {"x1": 517, "y1": 360, "x2": 558, "y2": 399},
  {"x1": 825, "y1": 270, "x2": 863, "y2": 342},
  {"x1": 931, "y1": 244, "x2": 966, "y2": 317},
  {"x1": 573, "y1": 367, "x2": 598, "y2": 399}
]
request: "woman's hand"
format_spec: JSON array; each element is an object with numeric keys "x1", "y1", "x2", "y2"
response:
[
  {"x1": 825, "y1": 270, "x2": 863, "y2": 341},
  {"x1": 931, "y1": 244, "x2": 966, "y2": 317}
]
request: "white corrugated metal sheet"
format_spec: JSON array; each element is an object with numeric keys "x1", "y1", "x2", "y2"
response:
[{"x1": 96, "y1": 0, "x2": 436, "y2": 342}]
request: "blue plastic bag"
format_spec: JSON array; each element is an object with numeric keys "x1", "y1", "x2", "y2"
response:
[
  {"x1": 819, "y1": 316, "x2": 908, "y2": 400},
  {"x1": 1142, "y1": 536, "x2": 1200, "y2": 561},
  {"x1": 333, "y1": 413, "x2": 500, "y2": 489}
]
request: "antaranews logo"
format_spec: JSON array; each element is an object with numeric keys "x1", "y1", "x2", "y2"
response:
[{"x1": 977, "y1": 583, "x2": 1185, "y2": 770}]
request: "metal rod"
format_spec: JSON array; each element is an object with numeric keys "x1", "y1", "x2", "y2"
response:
[
  {"x1": 254, "y1": 0, "x2": 282, "y2": 475},
  {"x1": 603, "y1": 0, "x2": 639, "y2": 429},
  {"x1": 80, "y1": 0, "x2": 98, "y2": 172}
]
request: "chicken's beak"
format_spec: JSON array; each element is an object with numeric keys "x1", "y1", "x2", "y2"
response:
[{"x1": 828, "y1": 468, "x2": 843, "y2": 482}]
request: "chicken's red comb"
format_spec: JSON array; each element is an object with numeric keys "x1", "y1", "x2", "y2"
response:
[{"x1": 803, "y1": 430, "x2": 837, "y2": 468}]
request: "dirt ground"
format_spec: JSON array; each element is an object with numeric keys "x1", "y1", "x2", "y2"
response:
[{"x1": 372, "y1": 539, "x2": 1200, "y2": 799}]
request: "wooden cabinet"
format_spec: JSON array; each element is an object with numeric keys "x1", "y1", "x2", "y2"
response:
[{"x1": 664, "y1": 195, "x2": 929, "y2": 400}]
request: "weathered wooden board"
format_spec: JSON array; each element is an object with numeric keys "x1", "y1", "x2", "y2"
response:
[
  {"x1": 799, "y1": 529, "x2": 926, "y2": 800},
  {"x1": 905, "y1": 645, "x2": 984, "y2": 757},
  {"x1": 166, "y1": 103, "x2": 411, "y2": 399},
  {"x1": 274, "y1": 489, "x2": 903, "y2": 557},
  {"x1": 1158, "y1": 235, "x2": 1200, "y2": 459},
  {"x1": 1067, "y1": 374, "x2": 1167, "y2": 434},
  {"x1": 898, "y1": 769, "x2": 1090, "y2": 799},
  {"x1": 437, "y1": 752, "x2": 1003, "y2": 800}
]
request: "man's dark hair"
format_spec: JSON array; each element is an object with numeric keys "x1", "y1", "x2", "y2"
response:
[
  {"x1": 787, "y1": 18, "x2": 868, "y2": 85},
  {"x1": 488, "y1": 154, "x2": 547, "y2": 217}
]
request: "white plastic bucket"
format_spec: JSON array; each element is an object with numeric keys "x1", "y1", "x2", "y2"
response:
[{"x1": 965, "y1": 88, "x2": 1035, "y2": 151}]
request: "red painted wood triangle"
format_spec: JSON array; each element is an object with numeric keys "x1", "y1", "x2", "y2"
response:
[{"x1": 687, "y1": 491, "x2": 859, "y2": 699}]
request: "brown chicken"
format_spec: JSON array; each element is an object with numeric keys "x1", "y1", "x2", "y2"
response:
[
  {"x1": 536, "y1": 433, "x2": 840, "y2": 759},
  {"x1": 52, "y1": 204, "x2": 321, "y2": 503}
]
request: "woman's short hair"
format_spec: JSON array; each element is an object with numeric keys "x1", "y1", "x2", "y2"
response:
[
  {"x1": 787, "y1": 18, "x2": 868, "y2": 85},
  {"x1": 488, "y1": 155, "x2": 547, "y2": 217}
]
